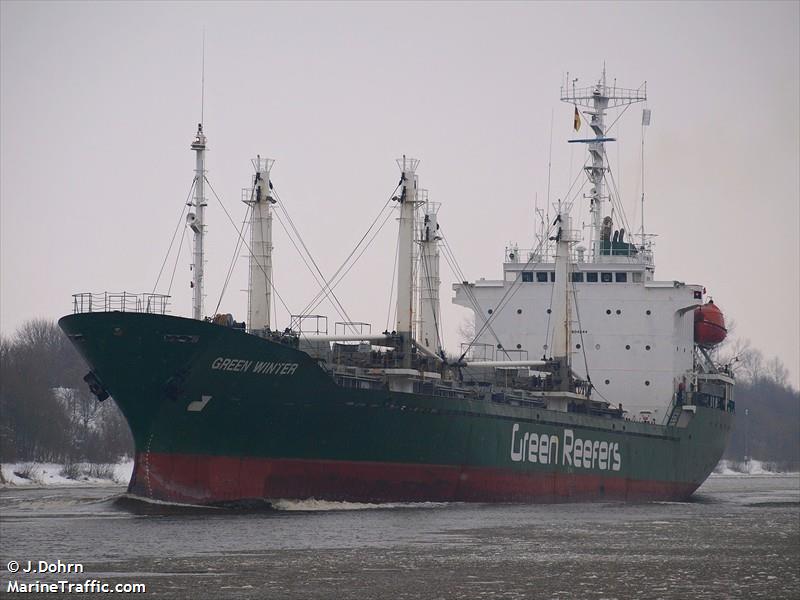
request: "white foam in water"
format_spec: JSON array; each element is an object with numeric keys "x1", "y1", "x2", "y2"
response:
[
  {"x1": 118, "y1": 492, "x2": 222, "y2": 510},
  {"x1": 269, "y1": 498, "x2": 449, "y2": 511},
  {"x1": 713, "y1": 459, "x2": 794, "y2": 476}
]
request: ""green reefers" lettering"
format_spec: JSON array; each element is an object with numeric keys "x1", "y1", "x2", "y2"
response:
[{"x1": 510, "y1": 424, "x2": 621, "y2": 471}]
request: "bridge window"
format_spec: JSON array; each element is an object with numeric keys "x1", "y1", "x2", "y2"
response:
[
  {"x1": 601, "y1": 272, "x2": 613, "y2": 283},
  {"x1": 536, "y1": 272, "x2": 549, "y2": 282},
  {"x1": 550, "y1": 272, "x2": 556, "y2": 282},
  {"x1": 615, "y1": 272, "x2": 628, "y2": 283},
  {"x1": 571, "y1": 272, "x2": 584, "y2": 282},
  {"x1": 522, "y1": 271, "x2": 533, "y2": 282},
  {"x1": 586, "y1": 272, "x2": 598, "y2": 283}
]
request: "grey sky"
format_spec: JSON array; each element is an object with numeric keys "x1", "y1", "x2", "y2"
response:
[{"x1": 1, "y1": 1, "x2": 798, "y2": 387}]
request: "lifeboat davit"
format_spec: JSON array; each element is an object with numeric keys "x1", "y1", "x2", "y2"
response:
[{"x1": 694, "y1": 300, "x2": 727, "y2": 347}]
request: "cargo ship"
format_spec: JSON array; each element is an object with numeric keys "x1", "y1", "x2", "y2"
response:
[{"x1": 59, "y1": 71, "x2": 734, "y2": 505}]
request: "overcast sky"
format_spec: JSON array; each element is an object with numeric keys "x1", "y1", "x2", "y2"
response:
[{"x1": 2, "y1": 1, "x2": 798, "y2": 387}]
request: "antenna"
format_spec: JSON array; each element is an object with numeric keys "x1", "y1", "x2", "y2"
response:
[
  {"x1": 200, "y1": 29, "x2": 205, "y2": 125},
  {"x1": 641, "y1": 106, "x2": 651, "y2": 248},
  {"x1": 545, "y1": 108, "x2": 554, "y2": 242}
]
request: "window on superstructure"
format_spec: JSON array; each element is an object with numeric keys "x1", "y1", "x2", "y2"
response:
[
  {"x1": 615, "y1": 272, "x2": 628, "y2": 283},
  {"x1": 601, "y1": 272, "x2": 613, "y2": 283},
  {"x1": 536, "y1": 272, "x2": 549, "y2": 283},
  {"x1": 522, "y1": 271, "x2": 533, "y2": 282},
  {"x1": 632, "y1": 272, "x2": 643, "y2": 283},
  {"x1": 586, "y1": 272, "x2": 598, "y2": 283},
  {"x1": 571, "y1": 272, "x2": 584, "y2": 282}
]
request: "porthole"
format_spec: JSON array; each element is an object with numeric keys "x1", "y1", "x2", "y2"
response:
[
  {"x1": 496, "y1": 343, "x2": 503, "y2": 349},
  {"x1": 645, "y1": 380, "x2": 651, "y2": 386},
  {"x1": 516, "y1": 343, "x2": 522, "y2": 349},
  {"x1": 625, "y1": 344, "x2": 631, "y2": 350},
  {"x1": 606, "y1": 309, "x2": 611, "y2": 315},
  {"x1": 604, "y1": 379, "x2": 610, "y2": 385},
  {"x1": 616, "y1": 309, "x2": 621, "y2": 315},
  {"x1": 488, "y1": 308, "x2": 493, "y2": 314},
  {"x1": 546, "y1": 308, "x2": 552, "y2": 314},
  {"x1": 646, "y1": 345, "x2": 651, "y2": 351},
  {"x1": 543, "y1": 344, "x2": 548, "y2": 350},
  {"x1": 595, "y1": 344, "x2": 601, "y2": 350},
  {"x1": 517, "y1": 308, "x2": 522, "y2": 314},
  {"x1": 646, "y1": 309, "x2": 652, "y2": 315},
  {"x1": 576, "y1": 343, "x2": 581, "y2": 349}
]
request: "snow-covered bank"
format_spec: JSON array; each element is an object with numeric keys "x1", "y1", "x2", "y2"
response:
[{"x1": 0, "y1": 460, "x2": 133, "y2": 487}]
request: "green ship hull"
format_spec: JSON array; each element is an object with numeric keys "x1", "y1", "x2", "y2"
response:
[{"x1": 59, "y1": 312, "x2": 733, "y2": 505}]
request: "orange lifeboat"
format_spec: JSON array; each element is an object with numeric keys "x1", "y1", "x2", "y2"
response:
[{"x1": 694, "y1": 300, "x2": 727, "y2": 347}]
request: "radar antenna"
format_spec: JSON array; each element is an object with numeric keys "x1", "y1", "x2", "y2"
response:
[{"x1": 560, "y1": 69, "x2": 646, "y2": 261}]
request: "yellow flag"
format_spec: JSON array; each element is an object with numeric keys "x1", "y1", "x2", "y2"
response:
[{"x1": 573, "y1": 106, "x2": 581, "y2": 132}]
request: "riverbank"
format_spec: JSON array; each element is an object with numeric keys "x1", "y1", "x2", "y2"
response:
[{"x1": 0, "y1": 461, "x2": 133, "y2": 487}]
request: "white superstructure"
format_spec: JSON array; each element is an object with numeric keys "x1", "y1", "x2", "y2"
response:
[{"x1": 453, "y1": 71, "x2": 703, "y2": 421}]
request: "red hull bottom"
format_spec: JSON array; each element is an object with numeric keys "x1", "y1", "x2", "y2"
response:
[{"x1": 129, "y1": 452, "x2": 700, "y2": 505}]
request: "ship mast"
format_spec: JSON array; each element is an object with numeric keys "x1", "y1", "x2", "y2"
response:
[
  {"x1": 550, "y1": 208, "x2": 576, "y2": 390},
  {"x1": 418, "y1": 197, "x2": 442, "y2": 356},
  {"x1": 245, "y1": 156, "x2": 275, "y2": 333},
  {"x1": 395, "y1": 156, "x2": 421, "y2": 368},
  {"x1": 560, "y1": 68, "x2": 646, "y2": 261},
  {"x1": 189, "y1": 124, "x2": 207, "y2": 320}
]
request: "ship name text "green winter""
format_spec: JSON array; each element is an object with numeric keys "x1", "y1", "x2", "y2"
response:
[
  {"x1": 510, "y1": 424, "x2": 622, "y2": 471},
  {"x1": 211, "y1": 357, "x2": 299, "y2": 376}
]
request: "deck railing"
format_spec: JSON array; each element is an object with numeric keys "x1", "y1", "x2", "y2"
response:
[{"x1": 72, "y1": 292, "x2": 171, "y2": 315}]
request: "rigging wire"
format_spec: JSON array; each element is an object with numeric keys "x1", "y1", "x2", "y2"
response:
[
  {"x1": 418, "y1": 242, "x2": 443, "y2": 353},
  {"x1": 570, "y1": 280, "x2": 594, "y2": 392},
  {"x1": 437, "y1": 231, "x2": 509, "y2": 356},
  {"x1": 270, "y1": 186, "x2": 358, "y2": 332},
  {"x1": 385, "y1": 220, "x2": 401, "y2": 332},
  {"x1": 152, "y1": 177, "x2": 196, "y2": 293},
  {"x1": 167, "y1": 225, "x2": 188, "y2": 297},
  {"x1": 203, "y1": 176, "x2": 295, "y2": 319},
  {"x1": 306, "y1": 202, "x2": 396, "y2": 317},
  {"x1": 298, "y1": 183, "x2": 401, "y2": 317},
  {"x1": 602, "y1": 154, "x2": 632, "y2": 236},
  {"x1": 439, "y1": 234, "x2": 514, "y2": 358},
  {"x1": 448, "y1": 218, "x2": 559, "y2": 363},
  {"x1": 213, "y1": 199, "x2": 252, "y2": 316},
  {"x1": 270, "y1": 207, "x2": 344, "y2": 320}
]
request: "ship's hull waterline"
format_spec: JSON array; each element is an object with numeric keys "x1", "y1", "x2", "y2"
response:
[{"x1": 59, "y1": 312, "x2": 732, "y2": 506}]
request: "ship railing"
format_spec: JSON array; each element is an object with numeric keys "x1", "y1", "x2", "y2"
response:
[
  {"x1": 461, "y1": 342, "x2": 495, "y2": 362},
  {"x1": 504, "y1": 243, "x2": 655, "y2": 266},
  {"x1": 290, "y1": 314, "x2": 328, "y2": 335},
  {"x1": 72, "y1": 292, "x2": 171, "y2": 315}
]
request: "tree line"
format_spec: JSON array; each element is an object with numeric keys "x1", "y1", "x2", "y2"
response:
[
  {"x1": 718, "y1": 338, "x2": 799, "y2": 470},
  {"x1": 0, "y1": 319, "x2": 132, "y2": 463}
]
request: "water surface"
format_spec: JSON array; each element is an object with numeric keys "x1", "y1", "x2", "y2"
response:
[{"x1": 1, "y1": 474, "x2": 798, "y2": 599}]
